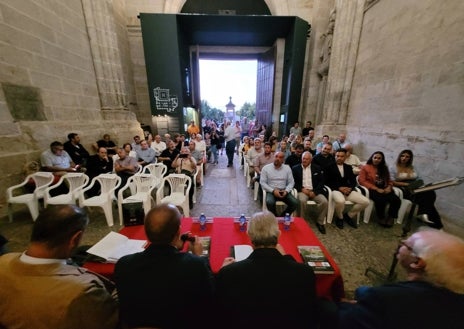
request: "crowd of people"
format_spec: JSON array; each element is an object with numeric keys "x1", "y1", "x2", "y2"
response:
[
  {"x1": 239, "y1": 120, "x2": 443, "y2": 234},
  {"x1": 0, "y1": 203, "x2": 462, "y2": 329}
]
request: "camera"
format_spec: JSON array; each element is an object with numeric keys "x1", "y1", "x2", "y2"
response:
[
  {"x1": 179, "y1": 154, "x2": 188, "y2": 158},
  {"x1": 180, "y1": 232, "x2": 195, "y2": 243}
]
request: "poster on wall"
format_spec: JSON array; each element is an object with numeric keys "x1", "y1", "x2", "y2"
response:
[{"x1": 153, "y1": 87, "x2": 178, "y2": 113}]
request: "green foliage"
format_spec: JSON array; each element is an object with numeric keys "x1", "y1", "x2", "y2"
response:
[
  {"x1": 237, "y1": 102, "x2": 255, "y2": 120},
  {"x1": 200, "y1": 100, "x2": 225, "y2": 122}
]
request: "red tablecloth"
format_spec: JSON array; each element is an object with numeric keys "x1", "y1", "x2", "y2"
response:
[{"x1": 84, "y1": 217, "x2": 345, "y2": 300}]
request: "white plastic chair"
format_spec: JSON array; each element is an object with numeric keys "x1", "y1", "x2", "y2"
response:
[
  {"x1": 156, "y1": 174, "x2": 192, "y2": 217},
  {"x1": 325, "y1": 186, "x2": 362, "y2": 225},
  {"x1": 6, "y1": 172, "x2": 55, "y2": 222},
  {"x1": 117, "y1": 174, "x2": 156, "y2": 225},
  {"x1": 44, "y1": 173, "x2": 89, "y2": 207},
  {"x1": 262, "y1": 188, "x2": 298, "y2": 216},
  {"x1": 79, "y1": 173, "x2": 121, "y2": 226},
  {"x1": 356, "y1": 176, "x2": 410, "y2": 224}
]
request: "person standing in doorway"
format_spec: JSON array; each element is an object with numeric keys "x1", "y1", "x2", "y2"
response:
[{"x1": 224, "y1": 121, "x2": 236, "y2": 168}]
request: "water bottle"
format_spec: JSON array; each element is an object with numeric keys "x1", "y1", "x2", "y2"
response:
[
  {"x1": 239, "y1": 214, "x2": 247, "y2": 232},
  {"x1": 199, "y1": 213, "x2": 207, "y2": 231},
  {"x1": 284, "y1": 213, "x2": 291, "y2": 231}
]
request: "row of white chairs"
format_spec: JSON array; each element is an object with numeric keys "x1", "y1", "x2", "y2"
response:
[{"x1": 6, "y1": 163, "x2": 195, "y2": 227}]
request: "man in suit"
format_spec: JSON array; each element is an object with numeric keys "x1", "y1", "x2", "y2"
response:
[
  {"x1": 292, "y1": 151, "x2": 329, "y2": 234},
  {"x1": 114, "y1": 204, "x2": 214, "y2": 329},
  {"x1": 339, "y1": 229, "x2": 464, "y2": 329},
  {"x1": 215, "y1": 211, "x2": 318, "y2": 329},
  {"x1": 325, "y1": 148, "x2": 369, "y2": 229},
  {"x1": 0, "y1": 205, "x2": 118, "y2": 329}
]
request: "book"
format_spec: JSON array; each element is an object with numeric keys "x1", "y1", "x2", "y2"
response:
[
  {"x1": 231, "y1": 244, "x2": 253, "y2": 261},
  {"x1": 86, "y1": 231, "x2": 147, "y2": 263},
  {"x1": 197, "y1": 236, "x2": 211, "y2": 258},
  {"x1": 413, "y1": 177, "x2": 463, "y2": 194},
  {"x1": 298, "y1": 245, "x2": 335, "y2": 274}
]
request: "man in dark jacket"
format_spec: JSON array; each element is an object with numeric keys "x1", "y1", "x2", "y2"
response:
[
  {"x1": 215, "y1": 211, "x2": 318, "y2": 329},
  {"x1": 292, "y1": 151, "x2": 329, "y2": 234},
  {"x1": 325, "y1": 148, "x2": 369, "y2": 229}
]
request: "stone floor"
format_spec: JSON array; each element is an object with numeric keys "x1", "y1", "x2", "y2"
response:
[{"x1": 2, "y1": 151, "x2": 436, "y2": 298}]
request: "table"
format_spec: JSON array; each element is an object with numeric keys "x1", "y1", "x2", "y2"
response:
[{"x1": 84, "y1": 217, "x2": 345, "y2": 300}]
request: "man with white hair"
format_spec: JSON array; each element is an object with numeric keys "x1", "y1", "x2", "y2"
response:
[
  {"x1": 150, "y1": 134, "x2": 166, "y2": 156},
  {"x1": 339, "y1": 229, "x2": 464, "y2": 329},
  {"x1": 215, "y1": 211, "x2": 318, "y2": 329}
]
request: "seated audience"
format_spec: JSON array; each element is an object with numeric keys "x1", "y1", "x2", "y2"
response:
[
  {"x1": 253, "y1": 141, "x2": 274, "y2": 187},
  {"x1": 93, "y1": 134, "x2": 117, "y2": 156},
  {"x1": 302, "y1": 120, "x2": 314, "y2": 138},
  {"x1": 246, "y1": 138, "x2": 264, "y2": 182},
  {"x1": 63, "y1": 133, "x2": 90, "y2": 166},
  {"x1": 332, "y1": 133, "x2": 350, "y2": 152},
  {"x1": 325, "y1": 149, "x2": 369, "y2": 229},
  {"x1": 172, "y1": 147, "x2": 196, "y2": 208},
  {"x1": 115, "y1": 204, "x2": 213, "y2": 329},
  {"x1": 40, "y1": 141, "x2": 80, "y2": 173},
  {"x1": 313, "y1": 143, "x2": 335, "y2": 170},
  {"x1": 122, "y1": 142, "x2": 137, "y2": 158},
  {"x1": 316, "y1": 135, "x2": 330, "y2": 154},
  {"x1": 114, "y1": 148, "x2": 139, "y2": 187},
  {"x1": 277, "y1": 139, "x2": 292, "y2": 160},
  {"x1": 135, "y1": 140, "x2": 156, "y2": 166},
  {"x1": 292, "y1": 152, "x2": 329, "y2": 234},
  {"x1": 215, "y1": 211, "x2": 318, "y2": 329},
  {"x1": 150, "y1": 134, "x2": 166, "y2": 156},
  {"x1": 158, "y1": 140, "x2": 180, "y2": 174},
  {"x1": 0, "y1": 205, "x2": 118, "y2": 329},
  {"x1": 339, "y1": 229, "x2": 464, "y2": 329},
  {"x1": 189, "y1": 141, "x2": 204, "y2": 187},
  {"x1": 131, "y1": 135, "x2": 142, "y2": 153},
  {"x1": 285, "y1": 143, "x2": 304, "y2": 168},
  {"x1": 85, "y1": 147, "x2": 113, "y2": 197},
  {"x1": 358, "y1": 151, "x2": 401, "y2": 227},
  {"x1": 390, "y1": 149, "x2": 442, "y2": 229},
  {"x1": 343, "y1": 144, "x2": 362, "y2": 174},
  {"x1": 260, "y1": 152, "x2": 298, "y2": 216}
]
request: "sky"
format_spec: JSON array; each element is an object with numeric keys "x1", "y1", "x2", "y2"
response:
[{"x1": 199, "y1": 59, "x2": 257, "y2": 111}]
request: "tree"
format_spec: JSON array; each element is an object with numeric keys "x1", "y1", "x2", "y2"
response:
[
  {"x1": 200, "y1": 100, "x2": 225, "y2": 123},
  {"x1": 237, "y1": 102, "x2": 256, "y2": 120}
]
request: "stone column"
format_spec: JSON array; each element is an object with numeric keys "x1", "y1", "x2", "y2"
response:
[
  {"x1": 81, "y1": 0, "x2": 127, "y2": 110},
  {"x1": 321, "y1": 0, "x2": 366, "y2": 125}
]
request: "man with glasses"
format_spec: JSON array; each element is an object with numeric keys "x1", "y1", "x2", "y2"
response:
[
  {"x1": 339, "y1": 229, "x2": 464, "y2": 329},
  {"x1": 40, "y1": 141, "x2": 79, "y2": 173}
]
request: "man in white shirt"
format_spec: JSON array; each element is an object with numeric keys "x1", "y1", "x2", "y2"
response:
[
  {"x1": 260, "y1": 152, "x2": 298, "y2": 217},
  {"x1": 246, "y1": 138, "x2": 264, "y2": 183},
  {"x1": 224, "y1": 121, "x2": 236, "y2": 167},
  {"x1": 151, "y1": 135, "x2": 166, "y2": 156}
]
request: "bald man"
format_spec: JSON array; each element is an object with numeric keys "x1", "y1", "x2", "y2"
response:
[
  {"x1": 114, "y1": 204, "x2": 214, "y2": 328},
  {"x1": 339, "y1": 229, "x2": 464, "y2": 329}
]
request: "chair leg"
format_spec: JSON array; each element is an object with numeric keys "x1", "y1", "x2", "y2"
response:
[
  {"x1": 102, "y1": 205, "x2": 114, "y2": 227},
  {"x1": 7, "y1": 203, "x2": 13, "y2": 223},
  {"x1": 26, "y1": 200, "x2": 40, "y2": 221},
  {"x1": 118, "y1": 204, "x2": 124, "y2": 226}
]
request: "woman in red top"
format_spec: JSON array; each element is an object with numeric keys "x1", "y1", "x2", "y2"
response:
[{"x1": 359, "y1": 151, "x2": 401, "y2": 227}]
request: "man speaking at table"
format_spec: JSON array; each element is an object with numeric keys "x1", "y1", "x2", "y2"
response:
[
  {"x1": 114, "y1": 204, "x2": 214, "y2": 329},
  {"x1": 215, "y1": 211, "x2": 320, "y2": 329}
]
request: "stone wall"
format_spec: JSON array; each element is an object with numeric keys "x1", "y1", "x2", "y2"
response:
[
  {"x1": 346, "y1": 0, "x2": 464, "y2": 227},
  {"x1": 0, "y1": 0, "x2": 142, "y2": 216}
]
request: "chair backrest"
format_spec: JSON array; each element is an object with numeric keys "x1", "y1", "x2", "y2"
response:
[
  {"x1": 64, "y1": 173, "x2": 89, "y2": 197},
  {"x1": 144, "y1": 163, "x2": 168, "y2": 178},
  {"x1": 129, "y1": 174, "x2": 154, "y2": 194},
  {"x1": 95, "y1": 173, "x2": 122, "y2": 194},
  {"x1": 165, "y1": 174, "x2": 191, "y2": 195},
  {"x1": 31, "y1": 172, "x2": 55, "y2": 189}
]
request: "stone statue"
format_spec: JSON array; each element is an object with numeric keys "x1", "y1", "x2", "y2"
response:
[{"x1": 318, "y1": 9, "x2": 336, "y2": 77}]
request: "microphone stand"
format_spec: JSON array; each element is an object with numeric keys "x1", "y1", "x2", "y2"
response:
[{"x1": 365, "y1": 244, "x2": 401, "y2": 283}]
